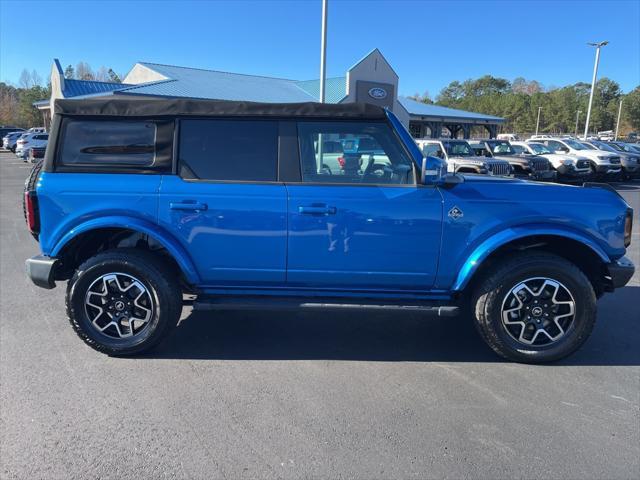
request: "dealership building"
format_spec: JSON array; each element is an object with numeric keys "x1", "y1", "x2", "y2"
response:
[{"x1": 37, "y1": 49, "x2": 504, "y2": 138}]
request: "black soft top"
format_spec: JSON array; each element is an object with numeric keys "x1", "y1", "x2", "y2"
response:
[{"x1": 53, "y1": 97, "x2": 387, "y2": 119}]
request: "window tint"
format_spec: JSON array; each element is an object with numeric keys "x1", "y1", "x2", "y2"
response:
[
  {"x1": 423, "y1": 143, "x2": 442, "y2": 157},
  {"x1": 297, "y1": 121, "x2": 415, "y2": 185},
  {"x1": 179, "y1": 119, "x2": 277, "y2": 181},
  {"x1": 60, "y1": 120, "x2": 155, "y2": 166}
]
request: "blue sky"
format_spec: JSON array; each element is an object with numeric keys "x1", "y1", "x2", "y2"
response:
[{"x1": 1, "y1": 0, "x2": 638, "y2": 95}]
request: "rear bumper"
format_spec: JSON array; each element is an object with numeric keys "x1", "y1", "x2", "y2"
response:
[
  {"x1": 606, "y1": 256, "x2": 635, "y2": 290},
  {"x1": 25, "y1": 255, "x2": 58, "y2": 289}
]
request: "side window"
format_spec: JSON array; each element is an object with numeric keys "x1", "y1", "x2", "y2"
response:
[
  {"x1": 547, "y1": 140, "x2": 563, "y2": 152},
  {"x1": 59, "y1": 120, "x2": 156, "y2": 166},
  {"x1": 297, "y1": 121, "x2": 415, "y2": 185},
  {"x1": 512, "y1": 145, "x2": 524, "y2": 154},
  {"x1": 423, "y1": 144, "x2": 442, "y2": 157},
  {"x1": 179, "y1": 119, "x2": 277, "y2": 182}
]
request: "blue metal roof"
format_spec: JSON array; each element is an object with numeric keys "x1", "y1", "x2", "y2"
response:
[
  {"x1": 399, "y1": 97, "x2": 504, "y2": 122},
  {"x1": 49, "y1": 62, "x2": 503, "y2": 124},
  {"x1": 295, "y1": 77, "x2": 347, "y2": 103},
  {"x1": 63, "y1": 79, "x2": 132, "y2": 98},
  {"x1": 115, "y1": 63, "x2": 316, "y2": 103}
]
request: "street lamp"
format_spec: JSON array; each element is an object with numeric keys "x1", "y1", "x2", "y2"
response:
[
  {"x1": 574, "y1": 110, "x2": 581, "y2": 137},
  {"x1": 535, "y1": 107, "x2": 542, "y2": 136},
  {"x1": 614, "y1": 100, "x2": 623, "y2": 141},
  {"x1": 583, "y1": 41, "x2": 609, "y2": 139}
]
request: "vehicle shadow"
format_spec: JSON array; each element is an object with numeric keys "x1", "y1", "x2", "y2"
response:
[
  {"x1": 612, "y1": 180, "x2": 640, "y2": 191},
  {"x1": 146, "y1": 286, "x2": 640, "y2": 366}
]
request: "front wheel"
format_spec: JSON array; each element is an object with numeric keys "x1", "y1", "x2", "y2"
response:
[
  {"x1": 66, "y1": 249, "x2": 182, "y2": 356},
  {"x1": 471, "y1": 252, "x2": 597, "y2": 363}
]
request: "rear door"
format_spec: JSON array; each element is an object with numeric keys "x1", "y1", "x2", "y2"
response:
[
  {"x1": 286, "y1": 120, "x2": 443, "y2": 291},
  {"x1": 158, "y1": 119, "x2": 288, "y2": 287}
]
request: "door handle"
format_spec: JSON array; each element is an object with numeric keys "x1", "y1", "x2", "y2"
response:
[
  {"x1": 298, "y1": 205, "x2": 337, "y2": 215},
  {"x1": 170, "y1": 201, "x2": 208, "y2": 211}
]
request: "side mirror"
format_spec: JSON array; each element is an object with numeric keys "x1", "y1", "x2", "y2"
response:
[{"x1": 421, "y1": 155, "x2": 445, "y2": 184}]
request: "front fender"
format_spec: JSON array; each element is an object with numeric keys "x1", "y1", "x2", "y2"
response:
[
  {"x1": 451, "y1": 225, "x2": 611, "y2": 291},
  {"x1": 50, "y1": 216, "x2": 200, "y2": 284}
]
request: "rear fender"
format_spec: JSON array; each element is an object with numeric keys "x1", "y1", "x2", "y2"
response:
[{"x1": 50, "y1": 216, "x2": 200, "y2": 284}]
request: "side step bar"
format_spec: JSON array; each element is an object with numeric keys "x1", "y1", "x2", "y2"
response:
[{"x1": 193, "y1": 296, "x2": 459, "y2": 317}]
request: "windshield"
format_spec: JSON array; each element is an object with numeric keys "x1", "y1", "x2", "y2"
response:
[
  {"x1": 606, "y1": 142, "x2": 625, "y2": 152},
  {"x1": 527, "y1": 143, "x2": 551, "y2": 154},
  {"x1": 565, "y1": 139, "x2": 586, "y2": 150},
  {"x1": 444, "y1": 141, "x2": 474, "y2": 157},
  {"x1": 580, "y1": 142, "x2": 596, "y2": 150},
  {"x1": 591, "y1": 141, "x2": 617, "y2": 152},
  {"x1": 487, "y1": 140, "x2": 515, "y2": 155}
]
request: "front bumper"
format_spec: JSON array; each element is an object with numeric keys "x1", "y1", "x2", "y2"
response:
[
  {"x1": 595, "y1": 164, "x2": 622, "y2": 175},
  {"x1": 530, "y1": 170, "x2": 557, "y2": 181},
  {"x1": 605, "y1": 256, "x2": 635, "y2": 290},
  {"x1": 25, "y1": 255, "x2": 58, "y2": 289},
  {"x1": 556, "y1": 164, "x2": 591, "y2": 177}
]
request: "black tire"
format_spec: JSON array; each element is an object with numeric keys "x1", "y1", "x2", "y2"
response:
[
  {"x1": 22, "y1": 159, "x2": 43, "y2": 240},
  {"x1": 66, "y1": 249, "x2": 182, "y2": 356},
  {"x1": 471, "y1": 252, "x2": 596, "y2": 363}
]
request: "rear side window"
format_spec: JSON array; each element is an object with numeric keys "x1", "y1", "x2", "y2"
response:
[
  {"x1": 179, "y1": 119, "x2": 278, "y2": 182},
  {"x1": 59, "y1": 120, "x2": 156, "y2": 166}
]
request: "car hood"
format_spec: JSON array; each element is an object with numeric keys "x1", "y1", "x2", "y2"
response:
[
  {"x1": 449, "y1": 155, "x2": 490, "y2": 164},
  {"x1": 575, "y1": 149, "x2": 617, "y2": 160},
  {"x1": 491, "y1": 154, "x2": 532, "y2": 164}
]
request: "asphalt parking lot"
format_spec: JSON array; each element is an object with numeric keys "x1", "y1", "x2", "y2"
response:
[{"x1": 0, "y1": 152, "x2": 638, "y2": 480}]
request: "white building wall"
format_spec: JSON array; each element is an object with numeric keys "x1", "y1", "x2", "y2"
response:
[{"x1": 123, "y1": 64, "x2": 168, "y2": 84}]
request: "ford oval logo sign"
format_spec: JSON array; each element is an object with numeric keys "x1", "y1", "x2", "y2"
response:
[{"x1": 368, "y1": 87, "x2": 388, "y2": 99}]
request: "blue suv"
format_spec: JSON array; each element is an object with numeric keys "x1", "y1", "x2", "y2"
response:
[{"x1": 24, "y1": 98, "x2": 634, "y2": 363}]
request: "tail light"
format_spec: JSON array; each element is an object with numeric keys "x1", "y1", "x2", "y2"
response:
[
  {"x1": 338, "y1": 156, "x2": 345, "y2": 168},
  {"x1": 624, "y1": 209, "x2": 633, "y2": 248},
  {"x1": 24, "y1": 191, "x2": 39, "y2": 235}
]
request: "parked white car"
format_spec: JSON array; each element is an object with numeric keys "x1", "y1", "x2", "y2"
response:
[
  {"x1": 512, "y1": 141, "x2": 590, "y2": 181},
  {"x1": 527, "y1": 137, "x2": 621, "y2": 179},
  {"x1": 15, "y1": 132, "x2": 48, "y2": 160},
  {"x1": 497, "y1": 133, "x2": 520, "y2": 142}
]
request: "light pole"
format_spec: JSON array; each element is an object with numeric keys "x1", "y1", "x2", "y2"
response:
[
  {"x1": 614, "y1": 100, "x2": 623, "y2": 141},
  {"x1": 319, "y1": 0, "x2": 328, "y2": 104},
  {"x1": 574, "y1": 110, "x2": 581, "y2": 137},
  {"x1": 535, "y1": 107, "x2": 542, "y2": 136},
  {"x1": 583, "y1": 41, "x2": 608, "y2": 139}
]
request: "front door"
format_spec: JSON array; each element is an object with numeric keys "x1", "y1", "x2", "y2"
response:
[
  {"x1": 158, "y1": 119, "x2": 287, "y2": 286},
  {"x1": 286, "y1": 120, "x2": 443, "y2": 291}
]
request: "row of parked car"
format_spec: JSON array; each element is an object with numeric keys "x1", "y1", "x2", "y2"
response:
[
  {"x1": 415, "y1": 136, "x2": 640, "y2": 183},
  {"x1": 0, "y1": 127, "x2": 49, "y2": 163}
]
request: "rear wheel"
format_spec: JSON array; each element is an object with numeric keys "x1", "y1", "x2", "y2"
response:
[
  {"x1": 471, "y1": 252, "x2": 597, "y2": 363},
  {"x1": 66, "y1": 249, "x2": 182, "y2": 356}
]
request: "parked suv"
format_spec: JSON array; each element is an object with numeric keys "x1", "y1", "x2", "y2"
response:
[
  {"x1": 511, "y1": 141, "x2": 591, "y2": 182},
  {"x1": 414, "y1": 139, "x2": 512, "y2": 176},
  {"x1": 2, "y1": 130, "x2": 25, "y2": 152},
  {"x1": 24, "y1": 98, "x2": 634, "y2": 363},
  {"x1": 529, "y1": 137, "x2": 621, "y2": 180},
  {"x1": 581, "y1": 140, "x2": 640, "y2": 180},
  {"x1": 469, "y1": 139, "x2": 556, "y2": 181},
  {"x1": 15, "y1": 132, "x2": 48, "y2": 160}
]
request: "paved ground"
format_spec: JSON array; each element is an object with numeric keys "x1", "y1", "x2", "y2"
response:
[{"x1": 1, "y1": 151, "x2": 638, "y2": 480}]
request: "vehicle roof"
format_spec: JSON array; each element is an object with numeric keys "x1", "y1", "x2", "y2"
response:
[{"x1": 53, "y1": 97, "x2": 388, "y2": 119}]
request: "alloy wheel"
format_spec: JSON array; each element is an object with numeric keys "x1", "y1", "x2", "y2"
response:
[{"x1": 501, "y1": 277, "x2": 576, "y2": 346}]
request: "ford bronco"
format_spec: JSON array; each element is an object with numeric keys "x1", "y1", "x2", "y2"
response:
[{"x1": 24, "y1": 98, "x2": 634, "y2": 363}]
